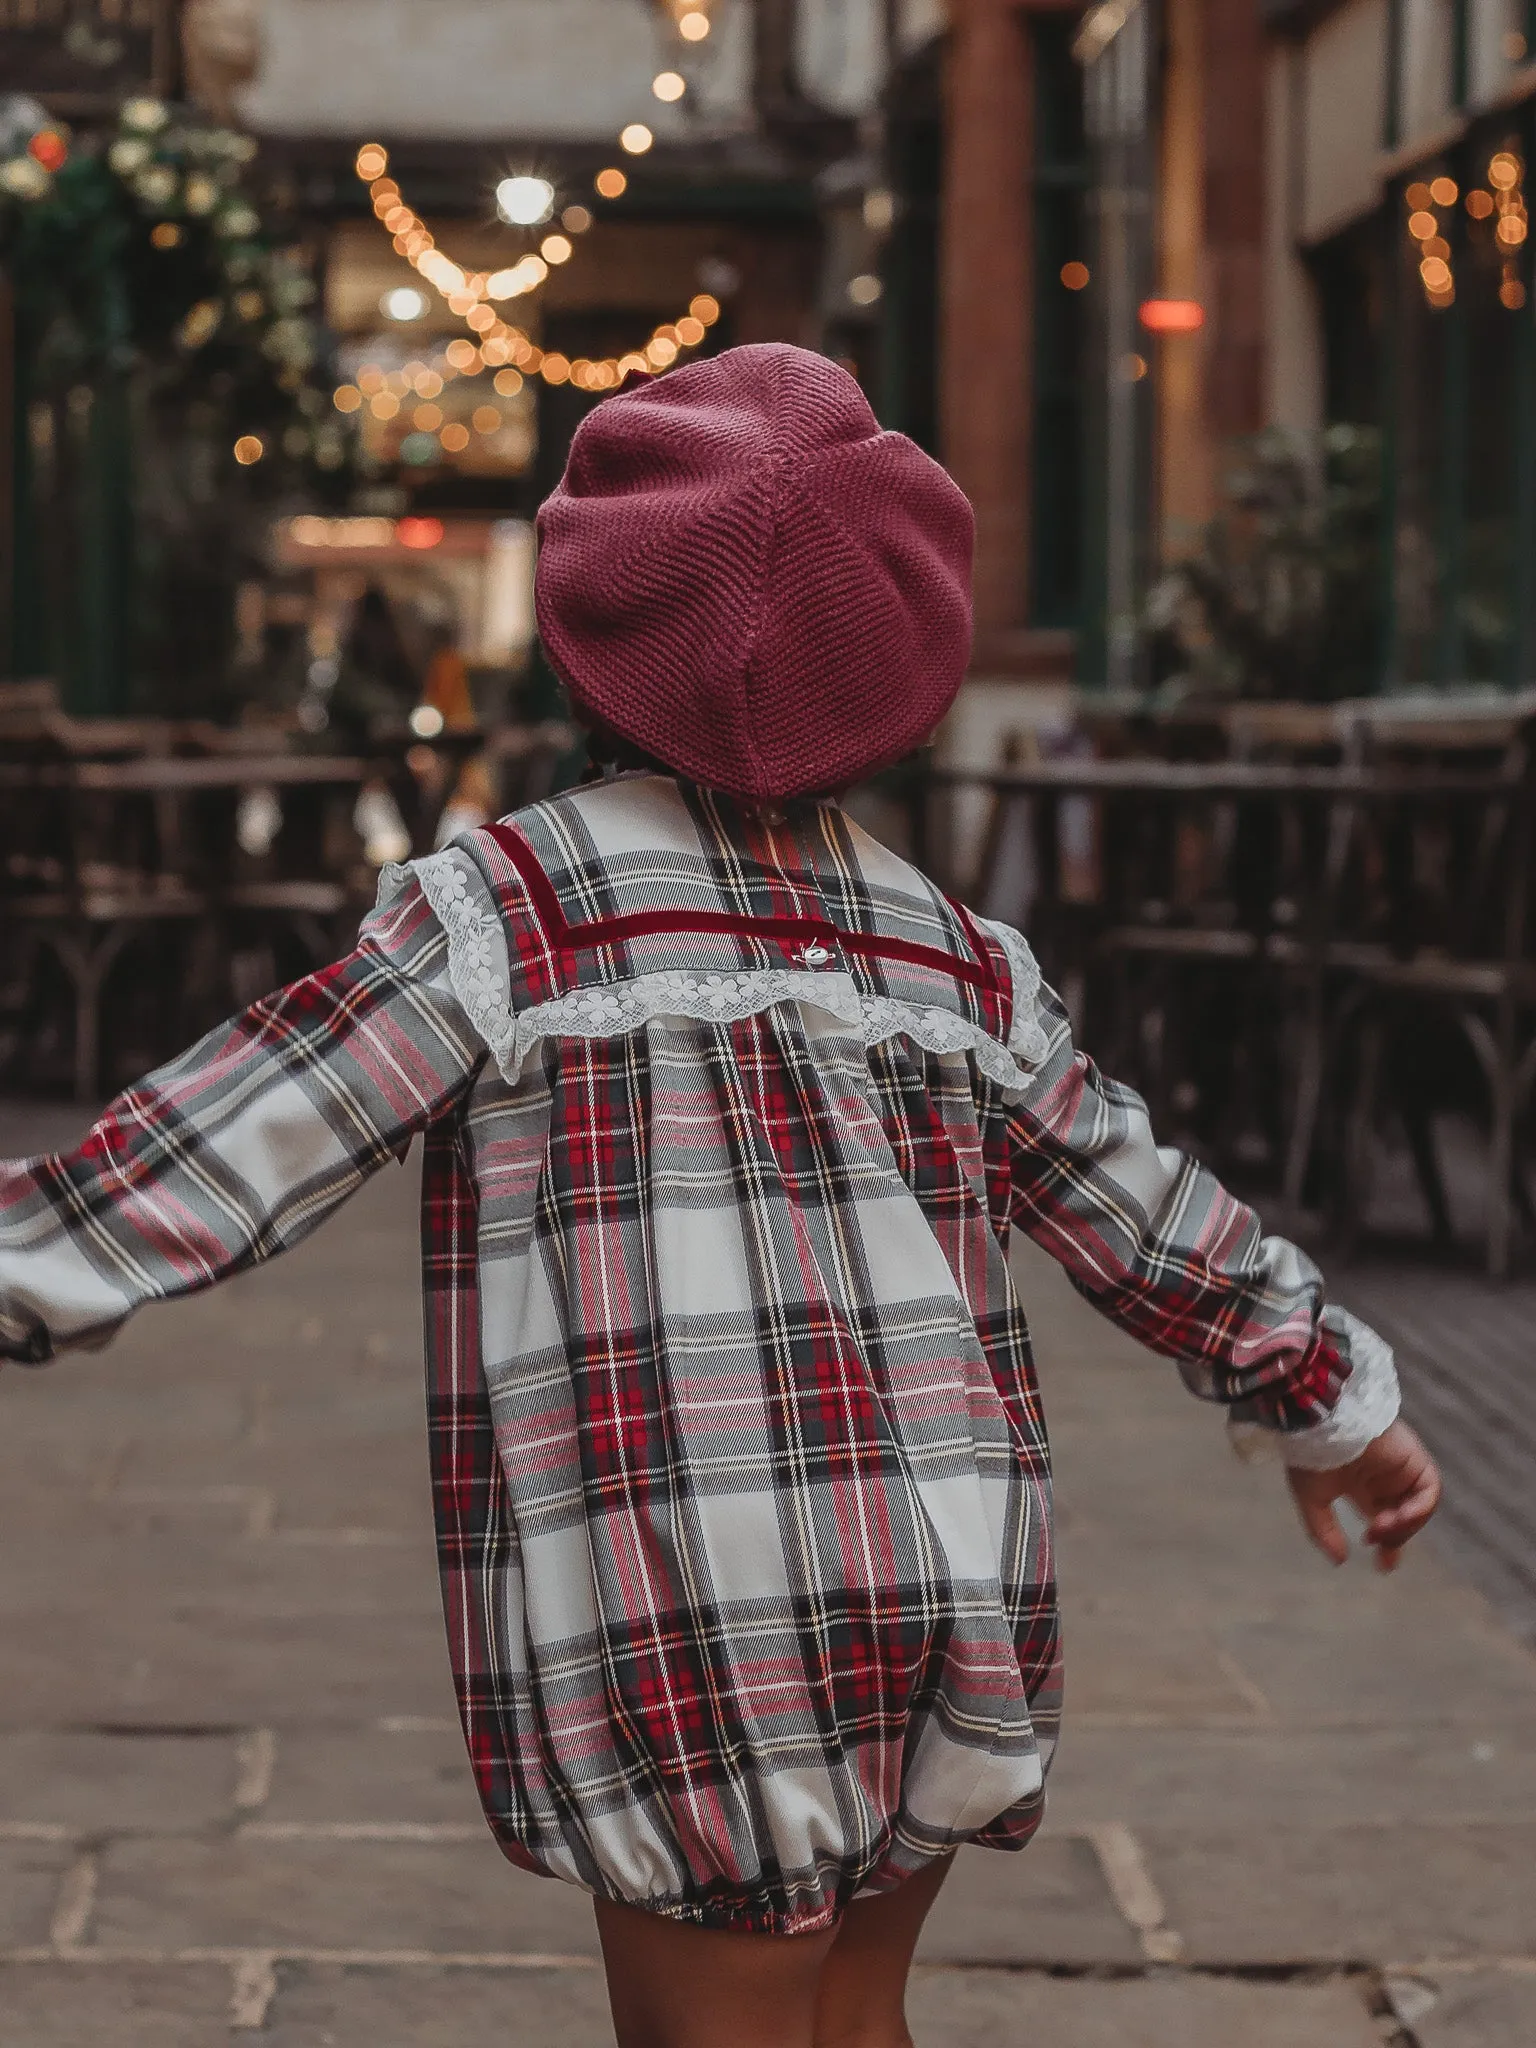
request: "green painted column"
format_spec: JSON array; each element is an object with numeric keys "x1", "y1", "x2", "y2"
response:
[
  {"x1": 73, "y1": 262, "x2": 135, "y2": 716},
  {"x1": 5, "y1": 297, "x2": 48, "y2": 679}
]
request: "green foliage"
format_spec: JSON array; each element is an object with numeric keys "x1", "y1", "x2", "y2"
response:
[
  {"x1": 1, "y1": 96, "x2": 356, "y2": 711},
  {"x1": 1146, "y1": 424, "x2": 1383, "y2": 703},
  {"x1": 0, "y1": 96, "x2": 345, "y2": 474}
]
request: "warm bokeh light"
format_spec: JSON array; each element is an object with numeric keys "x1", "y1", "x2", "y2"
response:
[
  {"x1": 1407, "y1": 210, "x2": 1438, "y2": 240},
  {"x1": 1490, "y1": 152, "x2": 1522, "y2": 190},
  {"x1": 1419, "y1": 255, "x2": 1452, "y2": 290},
  {"x1": 1429, "y1": 175, "x2": 1459, "y2": 206},
  {"x1": 494, "y1": 367, "x2": 524, "y2": 396},
  {"x1": 595, "y1": 167, "x2": 628, "y2": 199},
  {"x1": 28, "y1": 129, "x2": 68, "y2": 173},
  {"x1": 1422, "y1": 236, "x2": 1450, "y2": 260},
  {"x1": 540, "y1": 353, "x2": 572, "y2": 384},
  {"x1": 412, "y1": 403, "x2": 443, "y2": 431},
  {"x1": 676, "y1": 315, "x2": 706, "y2": 345},
  {"x1": 151, "y1": 222, "x2": 182, "y2": 249},
  {"x1": 496, "y1": 175, "x2": 555, "y2": 225},
  {"x1": 356, "y1": 144, "x2": 388, "y2": 180},
  {"x1": 678, "y1": 9, "x2": 710, "y2": 38},
  {"x1": 233, "y1": 435, "x2": 264, "y2": 465},
  {"x1": 653, "y1": 70, "x2": 686, "y2": 101},
  {"x1": 414, "y1": 368, "x2": 443, "y2": 397},
  {"x1": 620, "y1": 124, "x2": 654, "y2": 155},
  {"x1": 1468, "y1": 189, "x2": 1495, "y2": 219},
  {"x1": 440, "y1": 423, "x2": 471, "y2": 451},
  {"x1": 1060, "y1": 261, "x2": 1090, "y2": 290},
  {"x1": 646, "y1": 335, "x2": 679, "y2": 367},
  {"x1": 398, "y1": 516, "x2": 446, "y2": 549},
  {"x1": 1501, "y1": 277, "x2": 1528, "y2": 308},
  {"x1": 444, "y1": 339, "x2": 479, "y2": 370},
  {"x1": 381, "y1": 286, "x2": 427, "y2": 321},
  {"x1": 357, "y1": 365, "x2": 384, "y2": 393},
  {"x1": 1405, "y1": 181, "x2": 1433, "y2": 209},
  {"x1": 541, "y1": 234, "x2": 573, "y2": 264},
  {"x1": 370, "y1": 391, "x2": 401, "y2": 419},
  {"x1": 689, "y1": 293, "x2": 721, "y2": 325},
  {"x1": 333, "y1": 384, "x2": 362, "y2": 413},
  {"x1": 562, "y1": 205, "x2": 593, "y2": 233},
  {"x1": 1498, "y1": 214, "x2": 1528, "y2": 244},
  {"x1": 1139, "y1": 297, "x2": 1204, "y2": 332},
  {"x1": 1121, "y1": 352, "x2": 1149, "y2": 381},
  {"x1": 472, "y1": 406, "x2": 502, "y2": 435}
]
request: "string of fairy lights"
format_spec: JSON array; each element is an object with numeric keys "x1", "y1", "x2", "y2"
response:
[
  {"x1": 337, "y1": 0, "x2": 725, "y2": 443},
  {"x1": 1405, "y1": 148, "x2": 1528, "y2": 310},
  {"x1": 347, "y1": 144, "x2": 719, "y2": 399}
]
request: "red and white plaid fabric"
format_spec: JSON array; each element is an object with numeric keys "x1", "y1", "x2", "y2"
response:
[{"x1": 0, "y1": 776, "x2": 1396, "y2": 1933}]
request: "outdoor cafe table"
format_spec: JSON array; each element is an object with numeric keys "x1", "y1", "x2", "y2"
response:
[
  {"x1": 0, "y1": 755, "x2": 372, "y2": 1099},
  {"x1": 918, "y1": 754, "x2": 1536, "y2": 1271}
]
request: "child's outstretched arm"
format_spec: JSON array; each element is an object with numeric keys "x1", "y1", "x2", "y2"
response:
[
  {"x1": 0, "y1": 872, "x2": 482, "y2": 1367},
  {"x1": 996, "y1": 963, "x2": 1441, "y2": 1569}
]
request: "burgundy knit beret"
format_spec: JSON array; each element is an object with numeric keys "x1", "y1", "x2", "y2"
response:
[{"x1": 535, "y1": 342, "x2": 974, "y2": 799}]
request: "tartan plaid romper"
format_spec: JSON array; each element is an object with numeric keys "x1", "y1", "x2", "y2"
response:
[{"x1": 0, "y1": 773, "x2": 1397, "y2": 1933}]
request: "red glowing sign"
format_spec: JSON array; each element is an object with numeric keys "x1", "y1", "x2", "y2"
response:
[
  {"x1": 397, "y1": 516, "x2": 445, "y2": 550},
  {"x1": 1139, "y1": 298, "x2": 1205, "y2": 333},
  {"x1": 28, "y1": 130, "x2": 68, "y2": 173}
]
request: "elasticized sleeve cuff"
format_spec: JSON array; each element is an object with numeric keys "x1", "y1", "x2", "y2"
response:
[{"x1": 1229, "y1": 1307, "x2": 1400, "y2": 1471}]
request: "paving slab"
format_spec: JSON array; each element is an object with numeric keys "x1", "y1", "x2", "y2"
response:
[
  {"x1": 1042, "y1": 1719, "x2": 1536, "y2": 1835},
  {"x1": 905, "y1": 1968, "x2": 1385, "y2": 2047},
  {"x1": 1214, "y1": 1583, "x2": 1536, "y2": 1727},
  {"x1": 1145, "y1": 1821, "x2": 1536, "y2": 1965},
  {"x1": 0, "y1": 1524, "x2": 442, "y2": 1624},
  {"x1": 90, "y1": 1834, "x2": 601, "y2": 1955},
  {"x1": 113, "y1": 1433, "x2": 434, "y2": 1539},
  {"x1": 1401, "y1": 1968, "x2": 1536, "y2": 2048},
  {"x1": 0, "y1": 1607, "x2": 459, "y2": 1730},
  {"x1": 1060, "y1": 1598, "x2": 1268, "y2": 1719},
  {"x1": 916, "y1": 1839, "x2": 1140, "y2": 1966},
  {"x1": 0, "y1": 1839, "x2": 77, "y2": 1947},
  {"x1": 0, "y1": 1962, "x2": 235, "y2": 2046},
  {"x1": 263, "y1": 1961, "x2": 615, "y2": 2046},
  {"x1": 0, "y1": 1732, "x2": 237, "y2": 1834},
  {"x1": 261, "y1": 1724, "x2": 482, "y2": 1828}
]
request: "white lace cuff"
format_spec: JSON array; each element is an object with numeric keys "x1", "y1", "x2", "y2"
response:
[
  {"x1": 379, "y1": 851, "x2": 1052, "y2": 1090},
  {"x1": 1228, "y1": 1307, "x2": 1401, "y2": 1470}
]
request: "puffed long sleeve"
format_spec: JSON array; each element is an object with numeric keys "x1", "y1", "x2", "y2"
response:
[
  {"x1": 984, "y1": 920, "x2": 1399, "y2": 1470},
  {"x1": 0, "y1": 877, "x2": 482, "y2": 1364}
]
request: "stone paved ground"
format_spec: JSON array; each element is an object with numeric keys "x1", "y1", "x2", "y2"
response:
[{"x1": 1, "y1": 1100, "x2": 1534, "y2": 2045}]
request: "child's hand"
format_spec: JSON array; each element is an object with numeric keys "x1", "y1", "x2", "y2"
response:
[{"x1": 1286, "y1": 1420, "x2": 1442, "y2": 1572}]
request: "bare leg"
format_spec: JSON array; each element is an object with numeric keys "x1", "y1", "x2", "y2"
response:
[
  {"x1": 813, "y1": 1855, "x2": 955, "y2": 2048},
  {"x1": 595, "y1": 1895, "x2": 838, "y2": 2048}
]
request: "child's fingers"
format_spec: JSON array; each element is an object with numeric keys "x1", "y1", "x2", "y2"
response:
[
  {"x1": 1363, "y1": 1464, "x2": 1441, "y2": 1553},
  {"x1": 1293, "y1": 1486, "x2": 1350, "y2": 1565}
]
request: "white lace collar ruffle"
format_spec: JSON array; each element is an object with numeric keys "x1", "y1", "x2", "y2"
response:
[{"x1": 380, "y1": 848, "x2": 1049, "y2": 1091}]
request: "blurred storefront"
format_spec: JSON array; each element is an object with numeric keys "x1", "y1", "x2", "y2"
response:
[
  {"x1": 1068, "y1": 0, "x2": 1536, "y2": 698},
  {"x1": 1268, "y1": 0, "x2": 1536, "y2": 690},
  {"x1": 1, "y1": 0, "x2": 916, "y2": 721}
]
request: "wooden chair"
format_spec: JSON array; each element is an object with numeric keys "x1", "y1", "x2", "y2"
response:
[
  {"x1": 1314, "y1": 720, "x2": 1536, "y2": 1276},
  {"x1": 0, "y1": 757, "x2": 214, "y2": 1101}
]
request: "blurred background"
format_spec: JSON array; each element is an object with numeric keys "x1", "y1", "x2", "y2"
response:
[{"x1": 3, "y1": 8, "x2": 1536, "y2": 2045}]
